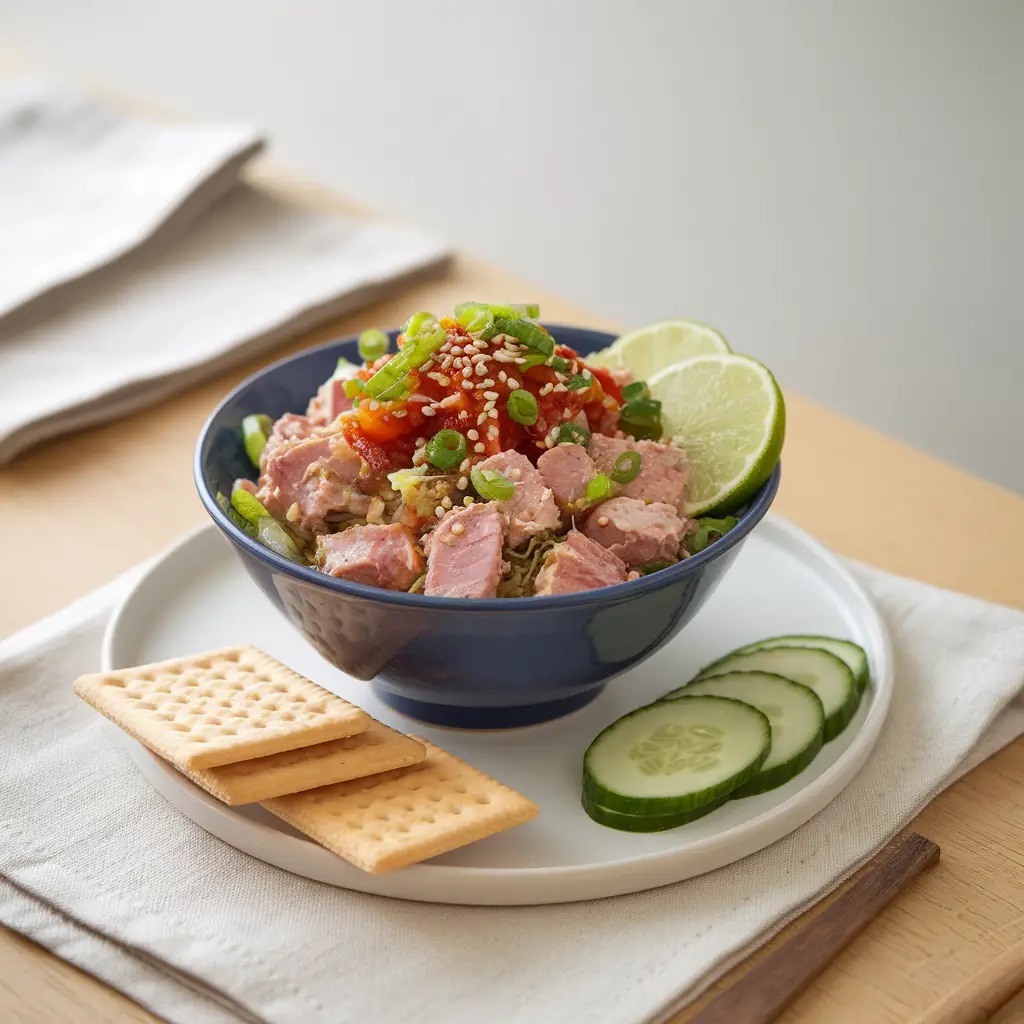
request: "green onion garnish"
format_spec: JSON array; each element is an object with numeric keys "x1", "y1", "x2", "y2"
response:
[
  {"x1": 510, "y1": 303, "x2": 540, "y2": 318},
  {"x1": 357, "y1": 328, "x2": 389, "y2": 362},
  {"x1": 620, "y1": 380, "x2": 651, "y2": 403},
  {"x1": 471, "y1": 466, "x2": 516, "y2": 501},
  {"x1": 507, "y1": 389, "x2": 539, "y2": 425},
  {"x1": 364, "y1": 312, "x2": 447, "y2": 400},
  {"x1": 455, "y1": 304, "x2": 495, "y2": 335},
  {"x1": 565, "y1": 374, "x2": 591, "y2": 391},
  {"x1": 555, "y1": 422, "x2": 591, "y2": 446},
  {"x1": 610, "y1": 450, "x2": 643, "y2": 483},
  {"x1": 618, "y1": 395, "x2": 663, "y2": 441},
  {"x1": 343, "y1": 378, "x2": 366, "y2": 400},
  {"x1": 550, "y1": 355, "x2": 571, "y2": 373},
  {"x1": 639, "y1": 559, "x2": 675, "y2": 575},
  {"x1": 217, "y1": 491, "x2": 256, "y2": 536},
  {"x1": 241, "y1": 414, "x2": 273, "y2": 468},
  {"x1": 231, "y1": 488, "x2": 271, "y2": 527},
  {"x1": 257, "y1": 516, "x2": 305, "y2": 564},
  {"x1": 492, "y1": 317, "x2": 554, "y2": 357},
  {"x1": 586, "y1": 473, "x2": 613, "y2": 503},
  {"x1": 425, "y1": 429, "x2": 467, "y2": 471},
  {"x1": 689, "y1": 516, "x2": 740, "y2": 553}
]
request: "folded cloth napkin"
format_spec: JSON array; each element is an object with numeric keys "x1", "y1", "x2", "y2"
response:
[
  {"x1": 0, "y1": 182, "x2": 450, "y2": 464},
  {"x1": 0, "y1": 78, "x2": 264, "y2": 332},
  {"x1": 0, "y1": 556, "x2": 1022, "y2": 1024}
]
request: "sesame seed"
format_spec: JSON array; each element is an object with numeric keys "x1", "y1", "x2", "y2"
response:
[
  {"x1": 475, "y1": 363, "x2": 488, "y2": 376},
  {"x1": 440, "y1": 356, "x2": 454, "y2": 369},
  {"x1": 483, "y1": 390, "x2": 499, "y2": 401},
  {"x1": 451, "y1": 346, "x2": 463, "y2": 355},
  {"x1": 457, "y1": 476, "x2": 468, "y2": 490},
  {"x1": 540, "y1": 383, "x2": 554, "y2": 396},
  {"x1": 498, "y1": 371, "x2": 507, "y2": 383},
  {"x1": 421, "y1": 406, "x2": 437, "y2": 417},
  {"x1": 473, "y1": 339, "x2": 489, "y2": 351},
  {"x1": 440, "y1": 533, "x2": 455, "y2": 546},
  {"x1": 464, "y1": 496, "x2": 475, "y2": 506},
  {"x1": 438, "y1": 394, "x2": 461, "y2": 408},
  {"x1": 474, "y1": 442, "x2": 485, "y2": 453},
  {"x1": 514, "y1": 357, "x2": 527, "y2": 364},
  {"x1": 507, "y1": 378, "x2": 520, "y2": 389},
  {"x1": 475, "y1": 381, "x2": 489, "y2": 390},
  {"x1": 503, "y1": 339, "x2": 518, "y2": 351},
  {"x1": 417, "y1": 360, "x2": 433, "y2": 372},
  {"x1": 488, "y1": 408, "x2": 498, "y2": 419},
  {"x1": 471, "y1": 353, "x2": 488, "y2": 364},
  {"x1": 467, "y1": 429, "x2": 479, "y2": 440},
  {"x1": 481, "y1": 379, "x2": 495, "y2": 388},
  {"x1": 462, "y1": 380, "x2": 475, "y2": 390},
  {"x1": 393, "y1": 409, "x2": 407, "y2": 417},
  {"x1": 555, "y1": 372, "x2": 568, "y2": 382},
  {"x1": 597, "y1": 515, "x2": 609, "y2": 527},
  {"x1": 409, "y1": 393, "x2": 431, "y2": 403},
  {"x1": 451, "y1": 522, "x2": 465, "y2": 535},
  {"x1": 484, "y1": 400, "x2": 496, "y2": 413},
  {"x1": 487, "y1": 425, "x2": 499, "y2": 439},
  {"x1": 510, "y1": 467, "x2": 523, "y2": 480},
  {"x1": 477, "y1": 412, "x2": 488, "y2": 425},
  {"x1": 441, "y1": 496, "x2": 453, "y2": 510},
  {"x1": 286, "y1": 502, "x2": 301, "y2": 523},
  {"x1": 459, "y1": 458, "x2": 471, "y2": 472},
  {"x1": 459, "y1": 410, "x2": 469, "y2": 420},
  {"x1": 434, "y1": 505, "x2": 445, "y2": 518},
  {"x1": 553, "y1": 383, "x2": 568, "y2": 393},
  {"x1": 368, "y1": 399, "x2": 380, "y2": 411},
  {"x1": 493, "y1": 351, "x2": 514, "y2": 363},
  {"x1": 462, "y1": 366, "x2": 473, "y2": 379},
  {"x1": 427, "y1": 372, "x2": 451, "y2": 386},
  {"x1": 415, "y1": 437, "x2": 427, "y2": 446},
  {"x1": 563, "y1": 408, "x2": 574, "y2": 419}
]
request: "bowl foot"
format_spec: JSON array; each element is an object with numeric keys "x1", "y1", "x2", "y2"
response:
[{"x1": 372, "y1": 685, "x2": 605, "y2": 729}]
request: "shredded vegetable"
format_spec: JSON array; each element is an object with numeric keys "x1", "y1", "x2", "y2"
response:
[{"x1": 497, "y1": 532, "x2": 564, "y2": 598}]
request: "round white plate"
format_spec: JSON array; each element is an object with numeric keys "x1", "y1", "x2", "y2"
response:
[{"x1": 103, "y1": 516, "x2": 892, "y2": 906}]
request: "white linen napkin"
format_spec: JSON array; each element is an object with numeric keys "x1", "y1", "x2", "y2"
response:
[
  {"x1": 0, "y1": 555, "x2": 1021, "y2": 1024},
  {"x1": 0, "y1": 78, "x2": 264, "y2": 331}
]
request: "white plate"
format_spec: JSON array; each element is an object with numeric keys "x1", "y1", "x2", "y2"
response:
[{"x1": 103, "y1": 516, "x2": 892, "y2": 906}]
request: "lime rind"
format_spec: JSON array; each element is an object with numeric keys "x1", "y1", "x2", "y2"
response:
[
  {"x1": 589, "y1": 319, "x2": 730, "y2": 377},
  {"x1": 648, "y1": 353, "x2": 785, "y2": 517}
]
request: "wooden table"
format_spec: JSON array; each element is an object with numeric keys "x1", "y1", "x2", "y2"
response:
[{"x1": 2, "y1": 168, "x2": 1023, "y2": 1024}]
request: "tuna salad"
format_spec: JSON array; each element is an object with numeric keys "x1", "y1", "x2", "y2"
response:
[{"x1": 218, "y1": 303, "x2": 740, "y2": 599}]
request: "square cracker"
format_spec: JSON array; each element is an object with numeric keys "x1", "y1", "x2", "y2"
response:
[
  {"x1": 262, "y1": 738, "x2": 539, "y2": 875},
  {"x1": 186, "y1": 721, "x2": 426, "y2": 805},
  {"x1": 74, "y1": 645, "x2": 370, "y2": 770}
]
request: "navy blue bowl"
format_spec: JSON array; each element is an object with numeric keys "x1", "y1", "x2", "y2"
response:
[{"x1": 195, "y1": 325, "x2": 780, "y2": 728}]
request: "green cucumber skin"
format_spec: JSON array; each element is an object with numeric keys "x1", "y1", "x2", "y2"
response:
[
  {"x1": 664, "y1": 672, "x2": 826, "y2": 797},
  {"x1": 694, "y1": 647, "x2": 860, "y2": 743},
  {"x1": 582, "y1": 697, "x2": 771, "y2": 815},
  {"x1": 582, "y1": 794, "x2": 730, "y2": 832},
  {"x1": 729, "y1": 635, "x2": 870, "y2": 696}
]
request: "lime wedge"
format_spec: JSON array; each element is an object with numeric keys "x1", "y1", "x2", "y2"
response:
[
  {"x1": 648, "y1": 354, "x2": 784, "y2": 516},
  {"x1": 589, "y1": 319, "x2": 730, "y2": 379}
]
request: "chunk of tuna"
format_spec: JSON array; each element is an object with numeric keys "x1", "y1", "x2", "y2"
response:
[
  {"x1": 582, "y1": 496, "x2": 687, "y2": 566},
  {"x1": 256, "y1": 434, "x2": 366, "y2": 537},
  {"x1": 260, "y1": 413, "x2": 318, "y2": 471},
  {"x1": 587, "y1": 435, "x2": 689, "y2": 512},
  {"x1": 424, "y1": 503, "x2": 505, "y2": 599},
  {"x1": 534, "y1": 530, "x2": 627, "y2": 596},
  {"x1": 475, "y1": 450, "x2": 561, "y2": 548},
  {"x1": 317, "y1": 524, "x2": 423, "y2": 591},
  {"x1": 307, "y1": 369, "x2": 356, "y2": 427},
  {"x1": 537, "y1": 444, "x2": 596, "y2": 512}
]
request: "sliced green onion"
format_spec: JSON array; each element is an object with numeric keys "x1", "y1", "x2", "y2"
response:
[
  {"x1": 241, "y1": 414, "x2": 273, "y2": 468},
  {"x1": 471, "y1": 466, "x2": 516, "y2": 501},
  {"x1": 565, "y1": 373, "x2": 592, "y2": 391},
  {"x1": 516, "y1": 352, "x2": 550, "y2": 372},
  {"x1": 231, "y1": 488, "x2": 271, "y2": 527},
  {"x1": 455, "y1": 304, "x2": 495, "y2": 335},
  {"x1": 364, "y1": 312, "x2": 447, "y2": 399},
  {"x1": 586, "y1": 473, "x2": 613, "y2": 503},
  {"x1": 408, "y1": 573, "x2": 426, "y2": 594},
  {"x1": 510, "y1": 303, "x2": 540, "y2": 318},
  {"x1": 507, "y1": 389, "x2": 539, "y2": 426},
  {"x1": 425, "y1": 429, "x2": 467, "y2": 470},
  {"x1": 343, "y1": 377, "x2": 366, "y2": 400},
  {"x1": 555, "y1": 422, "x2": 591, "y2": 446},
  {"x1": 357, "y1": 328, "x2": 389, "y2": 362},
  {"x1": 257, "y1": 516, "x2": 305, "y2": 563},
  {"x1": 550, "y1": 355, "x2": 571, "y2": 372},
  {"x1": 620, "y1": 380, "x2": 651, "y2": 403},
  {"x1": 619, "y1": 395, "x2": 663, "y2": 441},
  {"x1": 689, "y1": 516, "x2": 740, "y2": 554},
  {"x1": 611, "y1": 450, "x2": 643, "y2": 483},
  {"x1": 492, "y1": 317, "x2": 554, "y2": 356},
  {"x1": 217, "y1": 491, "x2": 256, "y2": 536},
  {"x1": 639, "y1": 559, "x2": 675, "y2": 575}
]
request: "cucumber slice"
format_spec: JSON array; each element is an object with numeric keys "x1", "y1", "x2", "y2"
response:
[
  {"x1": 664, "y1": 671, "x2": 824, "y2": 796},
  {"x1": 732, "y1": 635, "x2": 870, "y2": 695},
  {"x1": 583, "y1": 696, "x2": 770, "y2": 815},
  {"x1": 684, "y1": 647, "x2": 858, "y2": 742},
  {"x1": 582, "y1": 793, "x2": 729, "y2": 832}
]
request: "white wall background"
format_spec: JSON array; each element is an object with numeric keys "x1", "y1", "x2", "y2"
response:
[{"x1": 3, "y1": 1, "x2": 1022, "y2": 492}]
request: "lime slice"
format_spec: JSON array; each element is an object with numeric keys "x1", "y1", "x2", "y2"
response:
[
  {"x1": 648, "y1": 353, "x2": 784, "y2": 516},
  {"x1": 589, "y1": 319, "x2": 730, "y2": 379}
]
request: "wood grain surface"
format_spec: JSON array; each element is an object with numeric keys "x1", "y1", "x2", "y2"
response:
[{"x1": 1, "y1": 139, "x2": 1023, "y2": 1024}]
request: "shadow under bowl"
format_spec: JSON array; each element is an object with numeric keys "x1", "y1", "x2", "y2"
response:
[{"x1": 195, "y1": 325, "x2": 780, "y2": 728}]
